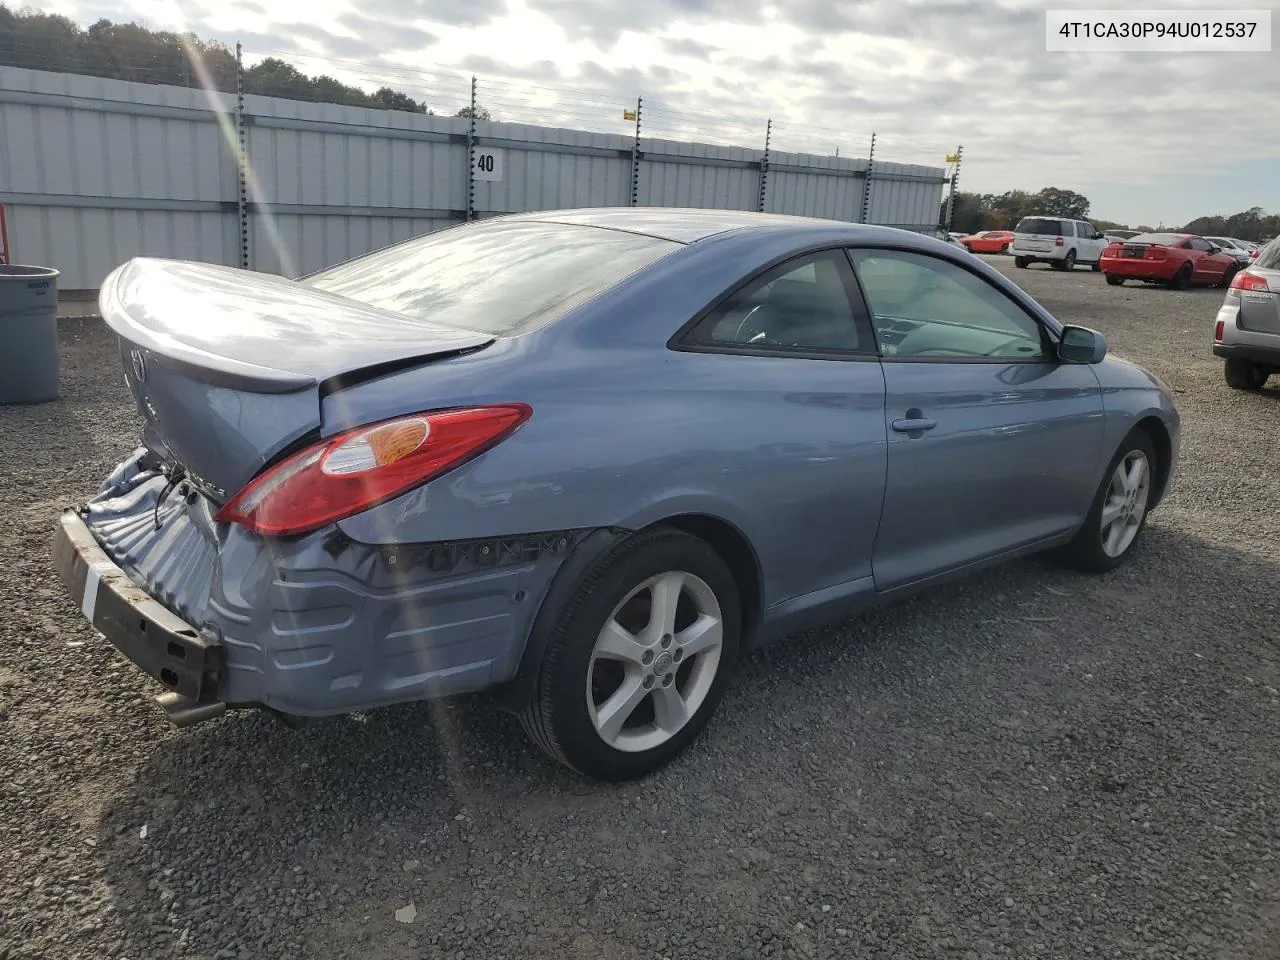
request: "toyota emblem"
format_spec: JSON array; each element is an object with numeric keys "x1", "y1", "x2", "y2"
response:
[{"x1": 130, "y1": 348, "x2": 147, "y2": 382}]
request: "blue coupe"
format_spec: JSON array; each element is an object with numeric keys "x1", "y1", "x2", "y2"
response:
[{"x1": 54, "y1": 208, "x2": 1180, "y2": 780}]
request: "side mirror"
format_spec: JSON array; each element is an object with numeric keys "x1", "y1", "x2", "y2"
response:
[{"x1": 1058, "y1": 325, "x2": 1107, "y2": 364}]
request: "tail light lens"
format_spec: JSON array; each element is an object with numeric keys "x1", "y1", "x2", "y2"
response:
[
  {"x1": 1103, "y1": 242, "x2": 1121, "y2": 256},
  {"x1": 1214, "y1": 320, "x2": 1225, "y2": 341},
  {"x1": 1231, "y1": 271, "x2": 1270, "y2": 292},
  {"x1": 1054, "y1": 236, "x2": 1064, "y2": 246},
  {"x1": 216, "y1": 404, "x2": 533, "y2": 536},
  {"x1": 1144, "y1": 246, "x2": 1167, "y2": 261}
]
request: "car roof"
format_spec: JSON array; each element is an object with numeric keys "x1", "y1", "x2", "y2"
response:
[{"x1": 500, "y1": 206, "x2": 873, "y2": 244}]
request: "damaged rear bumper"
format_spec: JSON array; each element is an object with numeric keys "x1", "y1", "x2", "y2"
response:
[{"x1": 52, "y1": 508, "x2": 227, "y2": 726}]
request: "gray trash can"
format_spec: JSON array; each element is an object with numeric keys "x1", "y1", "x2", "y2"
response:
[{"x1": 0, "y1": 265, "x2": 60, "y2": 404}]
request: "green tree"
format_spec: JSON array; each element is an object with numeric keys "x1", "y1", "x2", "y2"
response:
[
  {"x1": 455, "y1": 104, "x2": 491, "y2": 120},
  {"x1": 1030, "y1": 186, "x2": 1091, "y2": 220},
  {"x1": 0, "y1": 5, "x2": 434, "y2": 114}
]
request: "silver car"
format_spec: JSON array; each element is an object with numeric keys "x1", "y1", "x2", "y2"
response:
[
  {"x1": 1204, "y1": 237, "x2": 1254, "y2": 267},
  {"x1": 1213, "y1": 236, "x2": 1280, "y2": 390}
]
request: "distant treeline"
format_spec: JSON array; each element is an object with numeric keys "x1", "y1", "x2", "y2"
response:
[
  {"x1": 0, "y1": 6, "x2": 432, "y2": 113},
  {"x1": 946, "y1": 186, "x2": 1276, "y2": 243}
]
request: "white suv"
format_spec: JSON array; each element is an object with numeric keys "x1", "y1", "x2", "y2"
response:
[{"x1": 1011, "y1": 216, "x2": 1108, "y2": 271}]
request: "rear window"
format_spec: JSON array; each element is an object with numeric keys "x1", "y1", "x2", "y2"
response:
[
  {"x1": 1127, "y1": 233, "x2": 1184, "y2": 246},
  {"x1": 1015, "y1": 218, "x2": 1065, "y2": 236},
  {"x1": 303, "y1": 220, "x2": 680, "y2": 336}
]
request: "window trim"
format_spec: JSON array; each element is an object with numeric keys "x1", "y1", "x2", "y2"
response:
[
  {"x1": 843, "y1": 245, "x2": 1060, "y2": 365},
  {"x1": 668, "y1": 245, "x2": 880, "y2": 362}
]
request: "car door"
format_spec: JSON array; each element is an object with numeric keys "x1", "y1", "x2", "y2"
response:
[
  {"x1": 845, "y1": 247, "x2": 1108, "y2": 592},
  {"x1": 678, "y1": 249, "x2": 888, "y2": 605},
  {"x1": 1078, "y1": 221, "x2": 1106, "y2": 262},
  {"x1": 1186, "y1": 237, "x2": 1220, "y2": 282}
]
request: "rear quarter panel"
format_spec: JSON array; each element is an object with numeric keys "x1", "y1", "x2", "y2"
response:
[{"x1": 325, "y1": 227, "x2": 898, "y2": 611}]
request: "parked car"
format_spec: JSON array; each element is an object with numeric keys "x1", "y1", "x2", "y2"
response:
[
  {"x1": 960, "y1": 230, "x2": 1015, "y2": 254},
  {"x1": 1011, "y1": 216, "x2": 1108, "y2": 270},
  {"x1": 1104, "y1": 229, "x2": 1139, "y2": 242},
  {"x1": 1212, "y1": 235, "x2": 1280, "y2": 390},
  {"x1": 52, "y1": 208, "x2": 1181, "y2": 781},
  {"x1": 1204, "y1": 236, "x2": 1254, "y2": 267},
  {"x1": 928, "y1": 226, "x2": 963, "y2": 247},
  {"x1": 1100, "y1": 232, "x2": 1239, "y2": 289}
]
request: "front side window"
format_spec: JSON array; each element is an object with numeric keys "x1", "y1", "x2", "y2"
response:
[
  {"x1": 304, "y1": 220, "x2": 680, "y2": 337},
  {"x1": 686, "y1": 251, "x2": 866, "y2": 354},
  {"x1": 849, "y1": 249, "x2": 1049, "y2": 361}
]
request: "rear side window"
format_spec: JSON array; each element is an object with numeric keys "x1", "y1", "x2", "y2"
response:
[
  {"x1": 1076, "y1": 222, "x2": 1094, "y2": 238},
  {"x1": 687, "y1": 251, "x2": 866, "y2": 354},
  {"x1": 1188, "y1": 238, "x2": 1213, "y2": 252},
  {"x1": 1015, "y1": 218, "x2": 1064, "y2": 236},
  {"x1": 304, "y1": 220, "x2": 680, "y2": 336},
  {"x1": 1253, "y1": 238, "x2": 1280, "y2": 270}
]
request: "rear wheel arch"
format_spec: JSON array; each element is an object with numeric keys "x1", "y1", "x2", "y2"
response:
[{"x1": 653, "y1": 513, "x2": 764, "y2": 648}]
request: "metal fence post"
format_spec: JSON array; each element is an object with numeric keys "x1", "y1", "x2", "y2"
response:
[
  {"x1": 757, "y1": 118, "x2": 771, "y2": 213},
  {"x1": 466, "y1": 75, "x2": 478, "y2": 221},
  {"x1": 629, "y1": 97, "x2": 643, "y2": 206},
  {"x1": 234, "y1": 42, "x2": 249, "y2": 269},
  {"x1": 945, "y1": 144, "x2": 963, "y2": 231},
  {"x1": 859, "y1": 132, "x2": 876, "y2": 224}
]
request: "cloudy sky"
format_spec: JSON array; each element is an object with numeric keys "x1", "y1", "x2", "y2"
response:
[{"x1": 39, "y1": 0, "x2": 1280, "y2": 226}]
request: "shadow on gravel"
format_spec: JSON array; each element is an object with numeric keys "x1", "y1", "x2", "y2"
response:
[{"x1": 94, "y1": 522, "x2": 1280, "y2": 960}]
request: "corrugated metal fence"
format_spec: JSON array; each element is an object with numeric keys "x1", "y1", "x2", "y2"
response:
[{"x1": 0, "y1": 64, "x2": 949, "y2": 290}]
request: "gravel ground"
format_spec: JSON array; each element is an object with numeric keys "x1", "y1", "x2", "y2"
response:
[{"x1": 2, "y1": 259, "x2": 1278, "y2": 960}]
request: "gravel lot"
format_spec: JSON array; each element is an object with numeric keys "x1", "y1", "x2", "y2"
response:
[{"x1": 2, "y1": 258, "x2": 1278, "y2": 960}]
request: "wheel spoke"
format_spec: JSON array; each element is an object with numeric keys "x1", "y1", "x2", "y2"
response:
[
  {"x1": 593, "y1": 619, "x2": 647, "y2": 666},
  {"x1": 594, "y1": 675, "x2": 648, "y2": 744},
  {"x1": 677, "y1": 613, "x2": 722, "y2": 658},
  {"x1": 651, "y1": 684, "x2": 690, "y2": 734},
  {"x1": 1122, "y1": 456, "x2": 1146, "y2": 492},
  {"x1": 647, "y1": 572, "x2": 684, "y2": 640},
  {"x1": 1104, "y1": 519, "x2": 1127, "y2": 556},
  {"x1": 1100, "y1": 498, "x2": 1126, "y2": 527}
]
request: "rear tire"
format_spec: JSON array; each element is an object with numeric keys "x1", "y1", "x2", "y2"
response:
[
  {"x1": 518, "y1": 527, "x2": 742, "y2": 781},
  {"x1": 1220, "y1": 265, "x2": 1238, "y2": 288},
  {"x1": 1091, "y1": 260, "x2": 1101, "y2": 272},
  {"x1": 1170, "y1": 263, "x2": 1192, "y2": 290},
  {"x1": 1014, "y1": 257, "x2": 1029, "y2": 269},
  {"x1": 1105, "y1": 274, "x2": 1124, "y2": 286},
  {"x1": 1057, "y1": 429, "x2": 1157, "y2": 574},
  {"x1": 1000, "y1": 243, "x2": 1010, "y2": 255},
  {"x1": 1224, "y1": 357, "x2": 1271, "y2": 391},
  {"x1": 1060, "y1": 250, "x2": 1077, "y2": 271}
]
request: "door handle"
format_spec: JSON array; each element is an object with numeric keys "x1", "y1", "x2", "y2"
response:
[{"x1": 891, "y1": 416, "x2": 937, "y2": 433}]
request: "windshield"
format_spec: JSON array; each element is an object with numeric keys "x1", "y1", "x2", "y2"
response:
[
  {"x1": 304, "y1": 220, "x2": 680, "y2": 336},
  {"x1": 1015, "y1": 217, "x2": 1064, "y2": 235}
]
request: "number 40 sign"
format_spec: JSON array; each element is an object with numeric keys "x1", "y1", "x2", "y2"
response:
[{"x1": 473, "y1": 148, "x2": 504, "y2": 182}]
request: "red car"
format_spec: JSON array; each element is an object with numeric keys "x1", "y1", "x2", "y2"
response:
[
  {"x1": 960, "y1": 229, "x2": 1015, "y2": 254},
  {"x1": 1100, "y1": 232, "x2": 1239, "y2": 289}
]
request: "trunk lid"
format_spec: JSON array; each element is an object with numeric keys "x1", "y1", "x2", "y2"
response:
[
  {"x1": 1234, "y1": 265, "x2": 1280, "y2": 335},
  {"x1": 101, "y1": 257, "x2": 494, "y2": 501}
]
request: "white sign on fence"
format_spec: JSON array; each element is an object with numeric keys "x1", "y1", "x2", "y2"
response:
[{"x1": 473, "y1": 148, "x2": 505, "y2": 182}]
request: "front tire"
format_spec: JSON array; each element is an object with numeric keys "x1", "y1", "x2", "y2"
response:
[
  {"x1": 1224, "y1": 357, "x2": 1271, "y2": 391},
  {"x1": 518, "y1": 528, "x2": 742, "y2": 781},
  {"x1": 1057, "y1": 429, "x2": 1157, "y2": 574}
]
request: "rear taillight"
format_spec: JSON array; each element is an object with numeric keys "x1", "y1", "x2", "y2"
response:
[
  {"x1": 215, "y1": 404, "x2": 533, "y2": 536},
  {"x1": 1103, "y1": 242, "x2": 1121, "y2": 256},
  {"x1": 1214, "y1": 320, "x2": 1225, "y2": 341},
  {"x1": 1054, "y1": 236, "x2": 1064, "y2": 246},
  {"x1": 1144, "y1": 246, "x2": 1167, "y2": 261},
  {"x1": 1230, "y1": 271, "x2": 1270, "y2": 292}
]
